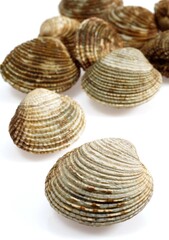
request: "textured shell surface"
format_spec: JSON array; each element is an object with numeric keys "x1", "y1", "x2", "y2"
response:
[
  {"x1": 104, "y1": 5, "x2": 158, "y2": 49},
  {"x1": 45, "y1": 138, "x2": 153, "y2": 226},
  {"x1": 59, "y1": 0, "x2": 123, "y2": 22},
  {"x1": 9, "y1": 88, "x2": 85, "y2": 154},
  {"x1": 141, "y1": 30, "x2": 169, "y2": 77},
  {"x1": 0, "y1": 37, "x2": 80, "y2": 93},
  {"x1": 155, "y1": 0, "x2": 169, "y2": 31},
  {"x1": 82, "y1": 47, "x2": 162, "y2": 107},
  {"x1": 74, "y1": 17, "x2": 123, "y2": 70}
]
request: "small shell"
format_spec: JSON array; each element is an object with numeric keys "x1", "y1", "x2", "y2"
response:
[
  {"x1": 9, "y1": 88, "x2": 85, "y2": 154},
  {"x1": 82, "y1": 47, "x2": 162, "y2": 107},
  {"x1": 0, "y1": 37, "x2": 80, "y2": 93},
  {"x1": 104, "y1": 6, "x2": 158, "y2": 49},
  {"x1": 141, "y1": 30, "x2": 169, "y2": 77},
  {"x1": 45, "y1": 138, "x2": 153, "y2": 226},
  {"x1": 59, "y1": 0, "x2": 123, "y2": 22},
  {"x1": 74, "y1": 17, "x2": 123, "y2": 70},
  {"x1": 39, "y1": 16, "x2": 80, "y2": 57},
  {"x1": 155, "y1": 0, "x2": 169, "y2": 31}
]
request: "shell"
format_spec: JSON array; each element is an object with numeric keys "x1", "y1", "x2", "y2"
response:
[
  {"x1": 0, "y1": 37, "x2": 80, "y2": 93},
  {"x1": 104, "y1": 6, "x2": 158, "y2": 49},
  {"x1": 45, "y1": 138, "x2": 153, "y2": 226},
  {"x1": 82, "y1": 47, "x2": 162, "y2": 107},
  {"x1": 39, "y1": 16, "x2": 80, "y2": 57},
  {"x1": 155, "y1": 0, "x2": 169, "y2": 31},
  {"x1": 59, "y1": 0, "x2": 123, "y2": 22},
  {"x1": 9, "y1": 88, "x2": 85, "y2": 154},
  {"x1": 74, "y1": 17, "x2": 123, "y2": 70},
  {"x1": 141, "y1": 30, "x2": 169, "y2": 77}
]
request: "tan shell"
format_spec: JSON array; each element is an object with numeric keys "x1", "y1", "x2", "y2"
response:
[
  {"x1": 0, "y1": 38, "x2": 80, "y2": 93},
  {"x1": 9, "y1": 88, "x2": 85, "y2": 154},
  {"x1": 141, "y1": 30, "x2": 169, "y2": 77},
  {"x1": 82, "y1": 47, "x2": 162, "y2": 107},
  {"x1": 74, "y1": 17, "x2": 123, "y2": 70},
  {"x1": 155, "y1": 0, "x2": 169, "y2": 31},
  {"x1": 45, "y1": 138, "x2": 153, "y2": 226},
  {"x1": 39, "y1": 16, "x2": 80, "y2": 57},
  {"x1": 104, "y1": 6, "x2": 158, "y2": 49}
]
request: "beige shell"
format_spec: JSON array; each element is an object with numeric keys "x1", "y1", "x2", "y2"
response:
[
  {"x1": 82, "y1": 47, "x2": 162, "y2": 107},
  {"x1": 104, "y1": 6, "x2": 158, "y2": 49},
  {"x1": 39, "y1": 16, "x2": 80, "y2": 57},
  {"x1": 45, "y1": 138, "x2": 153, "y2": 226},
  {"x1": 155, "y1": 0, "x2": 169, "y2": 31},
  {"x1": 0, "y1": 37, "x2": 80, "y2": 93},
  {"x1": 9, "y1": 88, "x2": 85, "y2": 154},
  {"x1": 74, "y1": 17, "x2": 123, "y2": 70},
  {"x1": 141, "y1": 30, "x2": 169, "y2": 77}
]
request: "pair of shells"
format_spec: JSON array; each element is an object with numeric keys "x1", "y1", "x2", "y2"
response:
[
  {"x1": 82, "y1": 47, "x2": 162, "y2": 107},
  {"x1": 59, "y1": 0, "x2": 123, "y2": 22},
  {"x1": 45, "y1": 138, "x2": 153, "y2": 226},
  {"x1": 155, "y1": 0, "x2": 169, "y2": 31},
  {"x1": 104, "y1": 6, "x2": 158, "y2": 49},
  {"x1": 9, "y1": 88, "x2": 85, "y2": 154}
]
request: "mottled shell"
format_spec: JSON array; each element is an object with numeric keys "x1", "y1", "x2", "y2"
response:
[
  {"x1": 9, "y1": 88, "x2": 85, "y2": 154},
  {"x1": 74, "y1": 17, "x2": 123, "y2": 70},
  {"x1": 39, "y1": 16, "x2": 80, "y2": 57},
  {"x1": 141, "y1": 30, "x2": 169, "y2": 77},
  {"x1": 104, "y1": 6, "x2": 158, "y2": 49},
  {"x1": 59, "y1": 0, "x2": 123, "y2": 22},
  {"x1": 0, "y1": 38, "x2": 80, "y2": 93},
  {"x1": 82, "y1": 48, "x2": 162, "y2": 107},
  {"x1": 45, "y1": 138, "x2": 153, "y2": 226},
  {"x1": 155, "y1": 0, "x2": 169, "y2": 31}
]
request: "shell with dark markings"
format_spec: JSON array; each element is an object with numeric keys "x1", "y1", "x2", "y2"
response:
[{"x1": 155, "y1": 0, "x2": 169, "y2": 31}]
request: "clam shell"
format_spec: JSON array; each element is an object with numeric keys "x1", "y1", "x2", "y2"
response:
[
  {"x1": 59, "y1": 0, "x2": 123, "y2": 22},
  {"x1": 155, "y1": 0, "x2": 169, "y2": 31},
  {"x1": 74, "y1": 17, "x2": 123, "y2": 70},
  {"x1": 82, "y1": 47, "x2": 162, "y2": 107},
  {"x1": 104, "y1": 6, "x2": 158, "y2": 49},
  {"x1": 9, "y1": 88, "x2": 85, "y2": 154},
  {"x1": 45, "y1": 138, "x2": 153, "y2": 226},
  {"x1": 0, "y1": 37, "x2": 80, "y2": 93},
  {"x1": 141, "y1": 30, "x2": 169, "y2": 77}
]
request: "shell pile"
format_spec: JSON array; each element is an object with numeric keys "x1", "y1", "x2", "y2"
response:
[
  {"x1": 59, "y1": 0, "x2": 123, "y2": 22},
  {"x1": 74, "y1": 17, "x2": 123, "y2": 70},
  {"x1": 104, "y1": 6, "x2": 158, "y2": 49},
  {"x1": 0, "y1": 38, "x2": 80, "y2": 93},
  {"x1": 141, "y1": 30, "x2": 169, "y2": 77},
  {"x1": 82, "y1": 47, "x2": 162, "y2": 107},
  {"x1": 9, "y1": 88, "x2": 85, "y2": 154},
  {"x1": 155, "y1": 0, "x2": 169, "y2": 31},
  {"x1": 45, "y1": 138, "x2": 153, "y2": 226}
]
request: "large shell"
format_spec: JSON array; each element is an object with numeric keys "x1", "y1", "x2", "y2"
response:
[
  {"x1": 104, "y1": 6, "x2": 158, "y2": 49},
  {"x1": 141, "y1": 30, "x2": 169, "y2": 77},
  {"x1": 74, "y1": 17, "x2": 123, "y2": 70},
  {"x1": 0, "y1": 37, "x2": 80, "y2": 93},
  {"x1": 9, "y1": 88, "x2": 85, "y2": 154},
  {"x1": 45, "y1": 138, "x2": 153, "y2": 226},
  {"x1": 59, "y1": 0, "x2": 123, "y2": 22},
  {"x1": 82, "y1": 47, "x2": 162, "y2": 107},
  {"x1": 39, "y1": 16, "x2": 80, "y2": 57},
  {"x1": 155, "y1": 0, "x2": 169, "y2": 31}
]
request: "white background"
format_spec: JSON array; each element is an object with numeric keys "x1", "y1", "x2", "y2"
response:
[{"x1": 0, "y1": 0, "x2": 169, "y2": 239}]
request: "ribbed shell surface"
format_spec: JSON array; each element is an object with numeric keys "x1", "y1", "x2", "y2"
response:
[
  {"x1": 45, "y1": 138, "x2": 153, "y2": 226},
  {"x1": 0, "y1": 38, "x2": 80, "y2": 93},
  {"x1": 9, "y1": 88, "x2": 85, "y2": 154},
  {"x1": 82, "y1": 47, "x2": 162, "y2": 107},
  {"x1": 155, "y1": 0, "x2": 169, "y2": 31}
]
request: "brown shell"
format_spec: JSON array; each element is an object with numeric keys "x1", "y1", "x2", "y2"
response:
[
  {"x1": 155, "y1": 0, "x2": 169, "y2": 31},
  {"x1": 141, "y1": 30, "x2": 169, "y2": 77},
  {"x1": 0, "y1": 37, "x2": 80, "y2": 93},
  {"x1": 59, "y1": 0, "x2": 123, "y2": 22},
  {"x1": 74, "y1": 17, "x2": 123, "y2": 70},
  {"x1": 104, "y1": 6, "x2": 158, "y2": 49}
]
